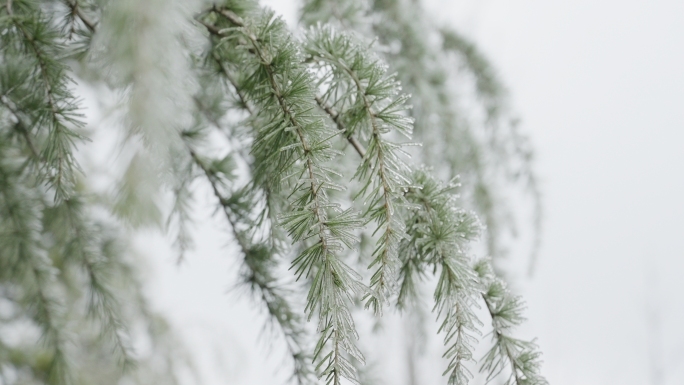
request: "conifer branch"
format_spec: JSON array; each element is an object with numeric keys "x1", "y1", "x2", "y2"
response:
[
  {"x1": 213, "y1": 54, "x2": 255, "y2": 116},
  {"x1": 361, "y1": 0, "x2": 544, "y2": 270},
  {"x1": 3, "y1": 0, "x2": 84, "y2": 201},
  {"x1": 201, "y1": 48, "x2": 368, "y2": 160},
  {"x1": 63, "y1": 0, "x2": 97, "y2": 33},
  {"x1": 5, "y1": 3, "x2": 58, "y2": 118},
  {"x1": 197, "y1": 20, "x2": 369, "y2": 161},
  {"x1": 0, "y1": 96, "x2": 41, "y2": 159},
  {"x1": 402, "y1": 170, "x2": 481, "y2": 385},
  {"x1": 0, "y1": 156, "x2": 71, "y2": 384},
  {"x1": 214, "y1": 9, "x2": 328, "y2": 203},
  {"x1": 305, "y1": 26, "x2": 413, "y2": 313},
  {"x1": 28, "y1": 262, "x2": 71, "y2": 385},
  {"x1": 188, "y1": 70, "x2": 314, "y2": 381},
  {"x1": 476, "y1": 260, "x2": 548, "y2": 385},
  {"x1": 197, "y1": 17, "x2": 222, "y2": 36},
  {"x1": 189, "y1": 149, "x2": 315, "y2": 384},
  {"x1": 56, "y1": 200, "x2": 135, "y2": 369},
  {"x1": 203, "y1": 8, "x2": 367, "y2": 384},
  {"x1": 314, "y1": 95, "x2": 367, "y2": 158},
  {"x1": 0, "y1": 2, "x2": 548, "y2": 384}
]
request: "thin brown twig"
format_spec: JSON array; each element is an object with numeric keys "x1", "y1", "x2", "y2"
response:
[
  {"x1": 0, "y1": 96, "x2": 41, "y2": 159},
  {"x1": 65, "y1": 0, "x2": 96, "y2": 33},
  {"x1": 315, "y1": 95, "x2": 367, "y2": 158},
  {"x1": 212, "y1": 53, "x2": 255, "y2": 115}
]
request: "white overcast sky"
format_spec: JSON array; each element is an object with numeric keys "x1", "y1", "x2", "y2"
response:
[
  {"x1": 420, "y1": 1, "x2": 684, "y2": 384},
  {"x1": 140, "y1": 1, "x2": 684, "y2": 384}
]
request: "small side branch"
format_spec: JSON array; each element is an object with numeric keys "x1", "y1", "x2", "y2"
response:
[
  {"x1": 315, "y1": 95, "x2": 366, "y2": 158},
  {"x1": 64, "y1": 0, "x2": 97, "y2": 33},
  {"x1": 477, "y1": 261, "x2": 547, "y2": 385},
  {"x1": 0, "y1": 96, "x2": 41, "y2": 159},
  {"x1": 188, "y1": 149, "x2": 314, "y2": 384}
]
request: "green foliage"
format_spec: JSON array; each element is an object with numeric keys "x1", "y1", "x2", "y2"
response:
[
  {"x1": 0, "y1": 1, "x2": 546, "y2": 385},
  {"x1": 399, "y1": 170, "x2": 482, "y2": 384},
  {"x1": 476, "y1": 260, "x2": 548, "y2": 385},
  {"x1": 365, "y1": 0, "x2": 541, "y2": 271},
  {"x1": 304, "y1": 25, "x2": 414, "y2": 315},
  {"x1": 1, "y1": 0, "x2": 84, "y2": 202}
]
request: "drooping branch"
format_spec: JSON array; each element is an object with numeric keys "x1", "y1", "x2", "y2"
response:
[
  {"x1": 305, "y1": 26, "x2": 413, "y2": 313},
  {"x1": 315, "y1": 95, "x2": 366, "y2": 158},
  {"x1": 199, "y1": 8, "x2": 367, "y2": 384},
  {"x1": 189, "y1": 148, "x2": 315, "y2": 385},
  {"x1": 4, "y1": 0, "x2": 84, "y2": 201},
  {"x1": 48, "y1": 199, "x2": 137, "y2": 369},
  {"x1": 401, "y1": 170, "x2": 482, "y2": 385},
  {"x1": 476, "y1": 261, "x2": 548, "y2": 385},
  {"x1": 0, "y1": 153, "x2": 71, "y2": 384},
  {"x1": 63, "y1": 0, "x2": 97, "y2": 33},
  {"x1": 0, "y1": 96, "x2": 41, "y2": 159},
  {"x1": 198, "y1": 9, "x2": 367, "y2": 160}
]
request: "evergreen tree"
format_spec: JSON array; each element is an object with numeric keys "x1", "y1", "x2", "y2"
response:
[{"x1": 0, "y1": 0, "x2": 545, "y2": 384}]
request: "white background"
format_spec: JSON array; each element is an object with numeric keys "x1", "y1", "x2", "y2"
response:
[{"x1": 419, "y1": 1, "x2": 684, "y2": 384}]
